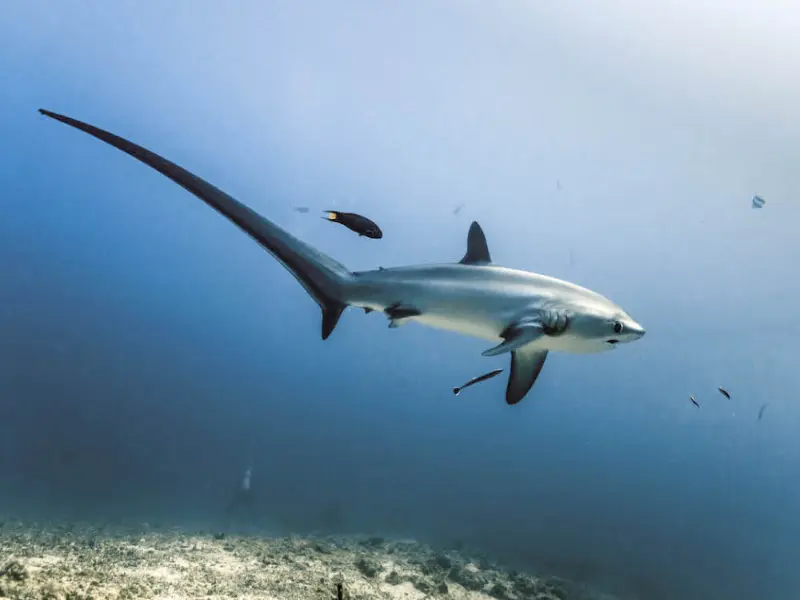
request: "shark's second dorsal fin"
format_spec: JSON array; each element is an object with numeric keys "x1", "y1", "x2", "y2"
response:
[{"x1": 459, "y1": 221, "x2": 491, "y2": 266}]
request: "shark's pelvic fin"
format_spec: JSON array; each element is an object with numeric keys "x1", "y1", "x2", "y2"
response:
[
  {"x1": 507, "y1": 347, "x2": 548, "y2": 405},
  {"x1": 386, "y1": 303, "x2": 421, "y2": 328},
  {"x1": 322, "y1": 303, "x2": 347, "y2": 340},
  {"x1": 459, "y1": 221, "x2": 491, "y2": 266},
  {"x1": 481, "y1": 322, "x2": 544, "y2": 357}
]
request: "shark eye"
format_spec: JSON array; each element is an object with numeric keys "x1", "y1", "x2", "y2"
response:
[{"x1": 613, "y1": 321, "x2": 624, "y2": 335}]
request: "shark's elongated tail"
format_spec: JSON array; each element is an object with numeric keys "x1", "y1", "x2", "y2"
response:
[{"x1": 38, "y1": 109, "x2": 353, "y2": 340}]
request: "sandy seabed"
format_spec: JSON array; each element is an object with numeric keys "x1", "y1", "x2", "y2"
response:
[{"x1": 0, "y1": 521, "x2": 618, "y2": 600}]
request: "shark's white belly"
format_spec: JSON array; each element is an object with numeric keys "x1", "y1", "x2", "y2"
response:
[
  {"x1": 406, "y1": 312, "x2": 605, "y2": 354},
  {"x1": 410, "y1": 311, "x2": 502, "y2": 341}
]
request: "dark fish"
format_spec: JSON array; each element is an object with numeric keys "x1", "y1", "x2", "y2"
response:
[
  {"x1": 758, "y1": 404, "x2": 767, "y2": 421},
  {"x1": 717, "y1": 386, "x2": 730, "y2": 399},
  {"x1": 453, "y1": 203, "x2": 465, "y2": 215},
  {"x1": 453, "y1": 369, "x2": 504, "y2": 395},
  {"x1": 294, "y1": 206, "x2": 310, "y2": 213},
  {"x1": 752, "y1": 195, "x2": 765, "y2": 209},
  {"x1": 689, "y1": 395, "x2": 700, "y2": 408},
  {"x1": 323, "y1": 211, "x2": 382, "y2": 239}
]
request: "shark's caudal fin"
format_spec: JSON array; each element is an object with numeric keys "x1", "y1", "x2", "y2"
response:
[
  {"x1": 38, "y1": 109, "x2": 352, "y2": 340},
  {"x1": 459, "y1": 221, "x2": 491, "y2": 265}
]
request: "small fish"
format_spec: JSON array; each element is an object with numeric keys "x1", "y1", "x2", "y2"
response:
[
  {"x1": 717, "y1": 386, "x2": 730, "y2": 399},
  {"x1": 758, "y1": 404, "x2": 767, "y2": 421},
  {"x1": 689, "y1": 395, "x2": 700, "y2": 408},
  {"x1": 453, "y1": 203, "x2": 465, "y2": 215},
  {"x1": 241, "y1": 466, "x2": 252, "y2": 491},
  {"x1": 752, "y1": 195, "x2": 765, "y2": 209},
  {"x1": 556, "y1": 179, "x2": 562, "y2": 191},
  {"x1": 453, "y1": 369, "x2": 504, "y2": 395},
  {"x1": 294, "y1": 206, "x2": 310, "y2": 213},
  {"x1": 322, "y1": 211, "x2": 383, "y2": 239}
]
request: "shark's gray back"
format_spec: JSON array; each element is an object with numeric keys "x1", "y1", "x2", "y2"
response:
[{"x1": 351, "y1": 263, "x2": 612, "y2": 307}]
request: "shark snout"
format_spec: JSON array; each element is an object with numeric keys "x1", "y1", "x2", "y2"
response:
[
  {"x1": 608, "y1": 316, "x2": 645, "y2": 346},
  {"x1": 625, "y1": 321, "x2": 645, "y2": 339}
]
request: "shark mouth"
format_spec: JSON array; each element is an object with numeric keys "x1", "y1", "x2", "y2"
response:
[{"x1": 606, "y1": 339, "x2": 620, "y2": 345}]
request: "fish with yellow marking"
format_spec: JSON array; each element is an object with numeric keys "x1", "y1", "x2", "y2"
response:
[{"x1": 323, "y1": 210, "x2": 383, "y2": 239}]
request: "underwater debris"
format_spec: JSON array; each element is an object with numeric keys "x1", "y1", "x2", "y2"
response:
[
  {"x1": 752, "y1": 195, "x2": 765, "y2": 209},
  {"x1": 689, "y1": 395, "x2": 700, "y2": 408},
  {"x1": 224, "y1": 465, "x2": 255, "y2": 520},
  {"x1": 385, "y1": 570, "x2": 403, "y2": 585},
  {"x1": 453, "y1": 369, "x2": 504, "y2": 395},
  {"x1": 0, "y1": 558, "x2": 28, "y2": 582},
  {"x1": 354, "y1": 556, "x2": 382, "y2": 578},
  {"x1": 322, "y1": 210, "x2": 383, "y2": 239},
  {"x1": 717, "y1": 386, "x2": 731, "y2": 399},
  {"x1": 241, "y1": 465, "x2": 252, "y2": 491}
]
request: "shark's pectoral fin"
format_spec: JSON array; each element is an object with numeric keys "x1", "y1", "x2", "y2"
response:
[
  {"x1": 386, "y1": 303, "x2": 421, "y2": 328},
  {"x1": 507, "y1": 348, "x2": 549, "y2": 405},
  {"x1": 481, "y1": 322, "x2": 544, "y2": 357},
  {"x1": 459, "y1": 222, "x2": 492, "y2": 265}
]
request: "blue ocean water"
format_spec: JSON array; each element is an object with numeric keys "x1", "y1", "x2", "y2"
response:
[{"x1": 1, "y1": 2, "x2": 799, "y2": 599}]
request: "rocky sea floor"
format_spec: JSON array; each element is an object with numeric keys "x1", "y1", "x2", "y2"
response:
[{"x1": 0, "y1": 521, "x2": 620, "y2": 600}]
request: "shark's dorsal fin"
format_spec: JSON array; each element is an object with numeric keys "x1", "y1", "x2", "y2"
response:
[{"x1": 459, "y1": 221, "x2": 491, "y2": 266}]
